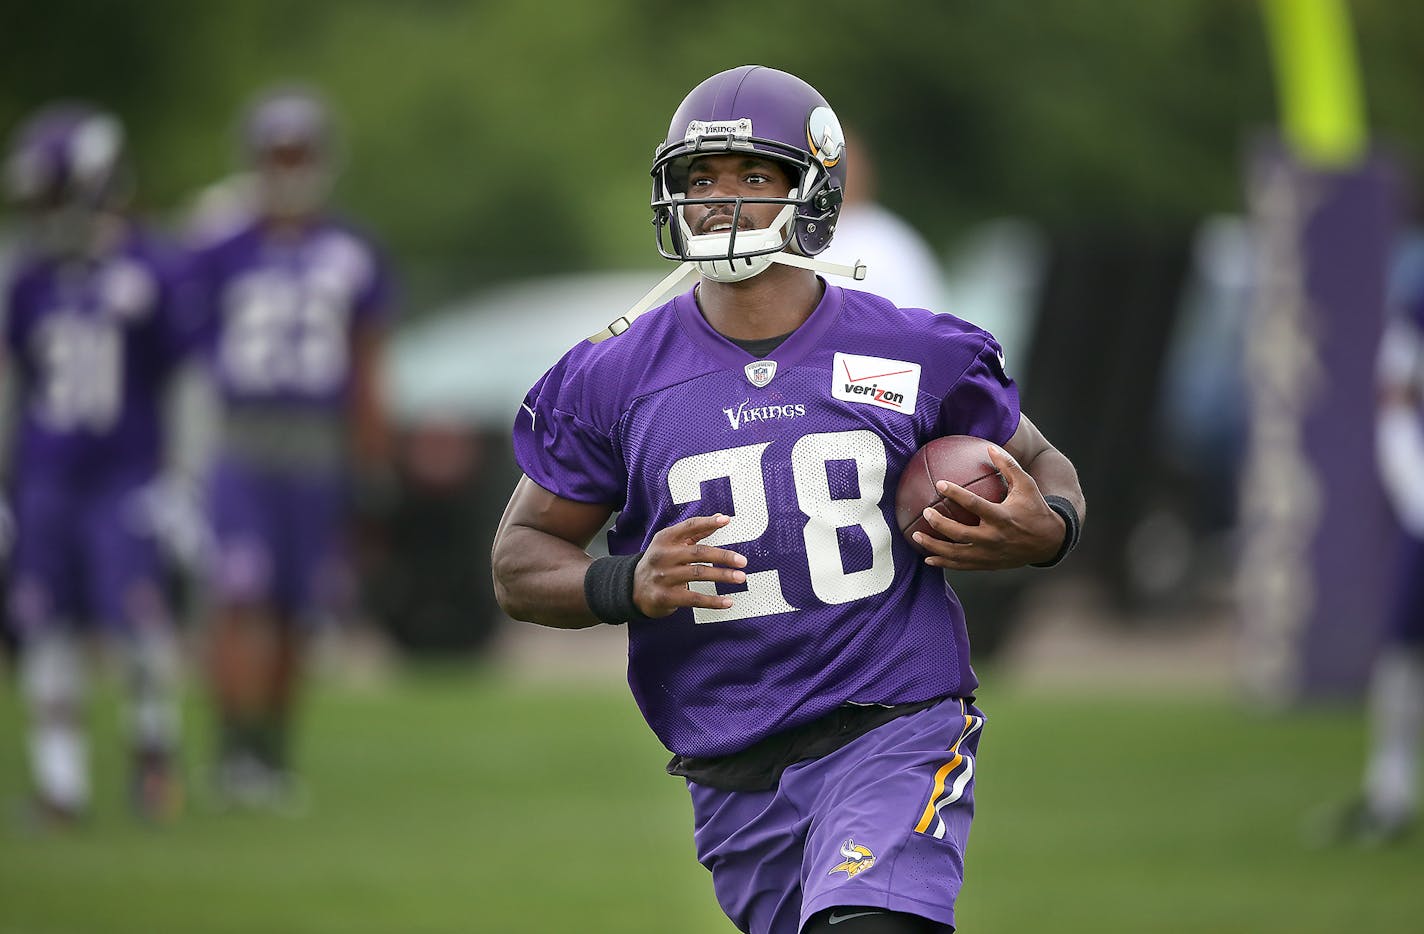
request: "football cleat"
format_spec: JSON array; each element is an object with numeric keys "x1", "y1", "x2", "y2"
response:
[
  {"x1": 1304, "y1": 797, "x2": 1413, "y2": 848},
  {"x1": 131, "y1": 746, "x2": 184, "y2": 824}
]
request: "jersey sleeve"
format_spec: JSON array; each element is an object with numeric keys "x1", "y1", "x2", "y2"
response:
[
  {"x1": 353, "y1": 236, "x2": 396, "y2": 328},
  {"x1": 934, "y1": 333, "x2": 1021, "y2": 445},
  {"x1": 2, "y1": 277, "x2": 17, "y2": 355},
  {"x1": 152, "y1": 247, "x2": 209, "y2": 367},
  {"x1": 3, "y1": 267, "x2": 34, "y2": 358},
  {"x1": 512, "y1": 350, "x2": 625, "y2": 507},
  {"x1": 178, "y1": 239, "x2": 224, "y2": 356}
]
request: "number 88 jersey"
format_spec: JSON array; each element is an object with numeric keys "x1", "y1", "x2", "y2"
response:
[
  {"x1": 190, "y1": 218, "x2": 392, "y2": 408},
  {"x1": 514, "y1": 284, "x2": 1020, "y2": 759}
]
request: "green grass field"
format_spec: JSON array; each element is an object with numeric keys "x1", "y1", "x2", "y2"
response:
[{"x1": 0, "y1": 665, "x2": 1419, "y2": 933}]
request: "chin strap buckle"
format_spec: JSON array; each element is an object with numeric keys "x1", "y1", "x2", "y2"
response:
[{"x1": 588, "y1": 262, "x2": 699, "y2": 343}]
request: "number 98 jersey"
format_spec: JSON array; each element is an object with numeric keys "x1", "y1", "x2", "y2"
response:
[
  {"x1": 514, "y1": 284, "x2": 1019, "y2": 758},
  {"x1": 3, "y1": 228, "x2": 196, "y2": 485}
]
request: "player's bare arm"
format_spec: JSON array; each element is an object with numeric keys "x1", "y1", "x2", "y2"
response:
[
  {"x1": 348, "y1": 321, "x2": 392, "y2": 471},
  {"x1": 913, "y1": 413, "x2": 1085, "y2": 571},
  {"x1": 492, "y1": 476, "x2": 749, "y2": 627}
]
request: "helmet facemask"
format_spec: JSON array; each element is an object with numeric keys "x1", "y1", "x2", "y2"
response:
[
  {"x1": 671, "y1": 192, "x2": 798, "y2": 283},
  {"x1": 651, "y1": 126, "x2": 838, "y2": 283}
]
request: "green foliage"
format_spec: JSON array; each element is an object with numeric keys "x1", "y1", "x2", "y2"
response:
[
  {"x1": 1, "y1": 0, "x2": 1421, "y2": 311},
  {"x1": 0, "y1": 670, "x2": 1420, "y2": 933}
]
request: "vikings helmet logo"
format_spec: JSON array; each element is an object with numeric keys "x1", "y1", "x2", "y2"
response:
[
  {"x1": 828, "y1": 838, "x2": 876, "y2": 878},
  {"x1": 806, "y1": 106, "x2": 844, "y2": 168}
]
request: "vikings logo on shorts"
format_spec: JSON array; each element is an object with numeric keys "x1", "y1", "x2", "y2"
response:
[{"x1": 828, "y1": 838, "x2": 876, "y2": 878}]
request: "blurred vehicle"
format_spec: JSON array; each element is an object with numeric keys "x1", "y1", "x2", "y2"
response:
[{"x1": 386, "y1": 270, "x2": 660, "y2": 428}]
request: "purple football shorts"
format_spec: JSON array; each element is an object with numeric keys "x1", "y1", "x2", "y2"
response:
[
  {"x1": 207, "y1": 457, "x2": 351, "y2": 621},
  {"x1": 687, "y1": 696, "x2": 985, "y2": 934},
  {"x1": 1386, "y1": 531, "x2": 1424, "y2": 647},
  {"x1": 7, "y1": 479, "x2": 168, "y2": 636}
]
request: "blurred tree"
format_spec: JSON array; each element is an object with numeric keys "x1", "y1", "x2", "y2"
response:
[{"x1": 1, "y1": 0, "x2": 1421, "y2": 314}]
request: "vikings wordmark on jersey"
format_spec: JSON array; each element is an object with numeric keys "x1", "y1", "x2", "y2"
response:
[{"x1": 513, "y1": 284, "x2": 1018, "y2": 759}]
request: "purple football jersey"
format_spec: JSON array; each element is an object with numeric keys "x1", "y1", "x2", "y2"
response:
[
  {"x1": 3, "y1": 225, "x2": 198, "y2": 488},
  {"x1": 189, "y1": 217, "x2": 392, "y2": 410},
  {"x1": 513, "y1": 284, "x2": 1020, "y2": 758}
]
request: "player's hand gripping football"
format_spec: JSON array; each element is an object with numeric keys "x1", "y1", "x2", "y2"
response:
[
  {"x1": 913, "y1": 445, "x2": 1065, "y2": 571},
  {"x1": 634, "y1": 514, "x2": 749, "y2": 617}
]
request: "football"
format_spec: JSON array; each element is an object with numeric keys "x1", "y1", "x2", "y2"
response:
[{"x1": 895, "y1": 435, "x2": 1009, "y2": 552}]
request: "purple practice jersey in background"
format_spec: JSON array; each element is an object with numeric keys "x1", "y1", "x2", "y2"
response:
[
  {"x1": 513, "y1": 284, "x2": 1019, "y2": 758},
  {"x1": 4, "y1": 224, "x2": 197, "y2": 489},
  {"x1": 189, "y1": 217, "x2": 392, "y2": 412}
]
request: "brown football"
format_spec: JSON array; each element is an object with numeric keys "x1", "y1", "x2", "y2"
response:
[{"x1": 896, "y1": 435, "x2": 1008, "y2": 553}]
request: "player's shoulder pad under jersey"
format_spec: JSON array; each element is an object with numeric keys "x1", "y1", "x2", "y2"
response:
[
  {"x1": 838, "y1": 290, "x2": 1011, "y2": 391},
  {"x1": 536, "y1": 301, "x2": 685, "y2": 425}
]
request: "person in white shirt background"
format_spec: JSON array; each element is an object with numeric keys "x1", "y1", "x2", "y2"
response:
[{"x1": 820, "y1": 128, "x2": 948, "y2": 312}]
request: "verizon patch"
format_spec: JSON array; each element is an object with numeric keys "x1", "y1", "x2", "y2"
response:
[{"x1": 832, "y1": 352, "x2": 920, "y2": 415}]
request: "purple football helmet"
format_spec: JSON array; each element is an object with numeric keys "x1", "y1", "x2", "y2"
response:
[
  {"x1": 242, "y1": 85, "x2": 332, "y2": 159},
  {"x1": 4, "y1": 102, "x2": 127, "y2": 211},
  {"x1": 241, "y1": 85, "x2": 335, "y2": 218},
  {"x1": 651, "y1": 65, "x2": 847, "y2": 282}
]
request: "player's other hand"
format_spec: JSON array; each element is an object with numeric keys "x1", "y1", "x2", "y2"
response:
[
  {"x1": 913, "y1": 445, "x2": 1065, "y2": 571},
  {"x1": 634, "y1": 514, "x2": 748, "y2": 618}
]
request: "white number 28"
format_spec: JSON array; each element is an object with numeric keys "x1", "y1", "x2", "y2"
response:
[{"x1": 665, "y1": 429, "x2": 895, "y2": 624}]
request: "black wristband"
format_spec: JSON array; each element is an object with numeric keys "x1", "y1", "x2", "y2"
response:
[
  {"x1": 583, "y1": 552, "x2": 645, "y2": 625},
  {"x1": 1032, "y1": 495, "x2": 1081, "y2": 568}
]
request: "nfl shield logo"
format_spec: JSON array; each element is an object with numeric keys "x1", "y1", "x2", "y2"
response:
[{"x1": 744, "y1": 360, "x2": 777, "y2": 387}]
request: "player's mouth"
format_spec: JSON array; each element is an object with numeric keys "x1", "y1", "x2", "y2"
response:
[{"x1": 698, "y1": 214, "x2": 753, "y2": 235}]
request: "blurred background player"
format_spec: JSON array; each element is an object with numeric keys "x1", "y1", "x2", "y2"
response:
[
  {"x1": 189, "y1": 86, "x2": 395, "y2": 808},
  {"x1": 1, "y1": 102, "x2": 189, "y2": 824},
  {"x1": 818, "y1": 127, "x2": 947, "y2": 311},
  {"x1": 1320, "y1": 256, "x2": 1424, "y2": 844}
]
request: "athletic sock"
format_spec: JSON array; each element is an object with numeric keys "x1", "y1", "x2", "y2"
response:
[
  {"x1": 1363, "y1": 646, "x2": 1424, "y2": 821},
  {"x1": 127, "y1": 626, "x2": 181, "y2": 755},
  {"x1": 252, "y1": 716, "x2": 290, "y2": 774},
  {"x1": 20, "y1": 633, "x2": 88, "y2": 813},
  {"x1": 30, "y1": 724, "x2": 89, "y2": 813}
]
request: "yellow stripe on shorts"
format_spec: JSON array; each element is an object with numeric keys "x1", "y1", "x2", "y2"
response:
[{"x1": 914, "y1": 701, "x2": 982, "y2": 835}]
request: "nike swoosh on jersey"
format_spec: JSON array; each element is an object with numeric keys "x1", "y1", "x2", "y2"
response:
[{"x1": 828, "y1": 909, "x2": 884, "y2": 925}]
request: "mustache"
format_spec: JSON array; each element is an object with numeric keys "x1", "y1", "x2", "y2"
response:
[{"x1": 695, "y1": 209, "x2": 752, "y2": 235}]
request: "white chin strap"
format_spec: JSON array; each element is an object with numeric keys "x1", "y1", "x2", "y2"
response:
[
  {"x1": 586, "y1": 250, "x2": 867, "y2": 344},
  {"x1": 679, "y1": 203, "x2": 796, "y2": 283}
]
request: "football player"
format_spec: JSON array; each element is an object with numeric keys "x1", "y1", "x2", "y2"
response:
[
  {"x1": 2, "y1": 103, "x2": 190, "y2": 823},
  {"x1": 188, "y1": 86, "x2": 394, "y2": 808},
  {"x1": 491, "y1": 66, "x2": 1085, "y2": 934},
  {"x1": 1321, "y1": 270, "x2": 1424, "y2": 844}
]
